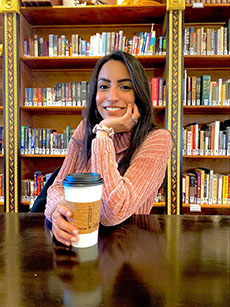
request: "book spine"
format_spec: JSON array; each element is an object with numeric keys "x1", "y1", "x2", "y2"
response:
[
  {"x1": 37, "y1": 88, "x2": 43, "y2": 106},
  {"x1": 196, "y1": 171, "x2": 201, "y2": 204},
  {"x1": 227, "y1": 127, "x2": 230, "y2": 156},
  {"x1": 189, "y1": 173, "x2": 197, "y2": 204},
  {"x1": 204, "y1": 173, "x2": 209, "y2": 205},
  {"x1": 187, "y1": 130, "x2": 192, "y2": 155},
  {"x1": 201, "y1": 75, "x2": 211, "y2": 105},
  {"x1": 212, "y1": 174, "x2": 218, "y2": 204},
  {"x1": 185, "y1": 174, "x2": 189, "y2": 204},
  {"x1": 217, "y1": 174, "x2": 223, "y2": 204},
  {"x1": 187, "y1": 76, "x2": 191, "y2": 105},
  {"x1": 80, "y1": 81, "x2": 87, "y2": 106},
  {"x1": 228, "y1": 175, "x2": 230, "y2": 205},
  {"x1": 42, "y1": 88, "x2": 47, "y2": 106},
  {"x1": 199, "y1": 130, "x2": 204, "y2": 155},
  {"x1": 182, "y1": 175, "x2": 186, "y2": 203},
  {"x1": 21, "y1": 126, "x2": 26, "y2": 154},
  {"x1": 158, "y1": 78, "x2": 163, "y2": 106},
  {"x1": 183, "y1": 69, "x2": 187, "y2": 106},
  {"x1": 191, "y1": 76, "x2": 197, "y2": 105},
  {"x1": 151, "y1": 78, "x2": 159, "y2": 106},
  {"x1": 222, "y1": 175, "x2": 229, "y2": 205},
  {"x1": 33, "y1": 88, "x2": 38, "y2": 106}
]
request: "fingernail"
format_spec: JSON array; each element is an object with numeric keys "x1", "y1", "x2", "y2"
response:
[
  {"x1": 67, "y1": 211, "x2": 71, "y2": 217},
  {"x1": 73, "y1": 230, "x2": 78, "y2": 235},
  {"x1": 71, "y1": 237, "x2": 78, "y2": 242}
]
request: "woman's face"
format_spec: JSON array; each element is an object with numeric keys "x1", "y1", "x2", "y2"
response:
[{"x1": 96, "y1": 60, "x2": 135, "y2": 120}]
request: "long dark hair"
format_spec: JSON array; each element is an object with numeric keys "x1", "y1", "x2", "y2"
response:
[{"x1": 82, "y1": 51, "x2": 157, "y2": 175}]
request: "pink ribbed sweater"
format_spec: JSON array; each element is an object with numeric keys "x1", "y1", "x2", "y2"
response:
[{"x1": 45, "y1": 120, "x2": 172, "y2": 226}]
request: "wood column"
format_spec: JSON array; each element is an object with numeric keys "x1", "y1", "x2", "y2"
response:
[
  {"x1": 0, "y1": 0, "x2": 20, "y2": 212},
  {"x1": 166, "y1": 0, "x2": 185, "y2": 215}
]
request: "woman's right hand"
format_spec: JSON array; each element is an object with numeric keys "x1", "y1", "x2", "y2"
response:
[
  {"x1": 100, "y1": 104, "x2": 140, "y2": 133},
  {"x1": 51, "y1": 204, "x2": 79, "y2": 246}
]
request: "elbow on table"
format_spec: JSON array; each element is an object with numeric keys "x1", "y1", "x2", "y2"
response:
[{"x1": 100, "y1": 211, "x2": 132, "y2": 227}]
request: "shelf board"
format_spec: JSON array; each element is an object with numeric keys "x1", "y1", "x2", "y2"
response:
[
  {"x1": 21, "y1": 55, "x2": 166, "y2": 69},
  {"x1": 183, "y1": 203, "x2": 230, "y2": 209},
  {"x1": 21, "y1": 105, "x2": 84, "y2": 115},
  {"x1": 183, "y1": 106, "x2": 230, "y2": 114},
  {"x1": 20, "y1": 106, "x2": 229, "y2": 114},
  {"x1": 20, "y1": 5, "x2": 166, "y2": 26},
  {"x1": 21, "y1": 106, "x2": 165, "y2": 115},
  {"x1": 184, "y1": 4, "x2": 230, "y2": 23},
  {"x1": 153, "y1": 202, "x2": 165, "y2": 207},
  {"x1": 183, "y1": 155, "x2": 230, "y2": 159},
  {"x1": 22, "y1": 154, "x2": 66, "y2": 158},
  {"x1": 184, "y1": 55, "x2": 230, "y2": 68}
]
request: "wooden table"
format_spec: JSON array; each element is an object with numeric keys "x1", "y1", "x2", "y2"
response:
[{"x1": 0, "y1": 213, "x2": 229, "y2": 306}]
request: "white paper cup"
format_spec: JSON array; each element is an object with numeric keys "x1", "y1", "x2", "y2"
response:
[{"x1": 63, "y1": 173, "x2": 103, "y2": 248}]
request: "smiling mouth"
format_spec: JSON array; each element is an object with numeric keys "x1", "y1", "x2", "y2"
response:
[{"x1": 104, "y1": 107, "x2": 124, "y2": 111}]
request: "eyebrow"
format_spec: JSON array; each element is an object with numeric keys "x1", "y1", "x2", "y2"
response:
[{"x1": 98, "y1": 78, "x2": 132, "y2": 83}]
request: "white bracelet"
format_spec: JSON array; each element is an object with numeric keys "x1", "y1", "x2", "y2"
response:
[{"x1": 92, "y1": 124, "x2": 114, "y2": 138}]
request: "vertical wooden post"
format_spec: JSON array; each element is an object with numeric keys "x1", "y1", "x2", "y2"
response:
[
  {"x1": 166, "y1": 0, "x2": 185, "y2": 215},
  {"x1": 0, "y1": 0, "x2": 20, "y2": 212}
]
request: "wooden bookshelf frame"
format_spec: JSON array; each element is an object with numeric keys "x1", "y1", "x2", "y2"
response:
[{"x1": 1, "y1": 2, "x2": 229, "y2": 214}]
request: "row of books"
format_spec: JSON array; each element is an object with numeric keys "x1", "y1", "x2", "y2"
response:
[
  {"x1": 183, "y1": 73, "x2": 230, "y2": 106},
  {"x1": 151, "y1": 78, "x2": 166, "y2": 106},
  {"x1": 23, "y1": 78, "x2": 167, "y2": 107},
  {"x1": 21, "y1": 171, "x2": 166, "y2": 206},
  {"x1": 0, "y1": 174, "x2": 4, "y2": 200},
  {"x1": 183, "y1": 120, "x2": 230, "y2": 156},
  {"x1": 21, "y1": 126, "x2": 75, "y2": 155},
  {"x1": 24, "y1": 82, "x2": 89, "y2": 107},
  {"x1": 0, "y1": 127, "x2": 4, "y2": 154},
  {"x1": 182, "y1": 169, "x2": 230, "y2": 205},
  {"x1": 21, "y1": 171, "x2": 53, "y2": 205},
  {"x1": 23, "y1": 29, "x2": 166, "y2": 57},
  {"x1": 184, "y1": 22, "x2": 230, "y2": 55}
]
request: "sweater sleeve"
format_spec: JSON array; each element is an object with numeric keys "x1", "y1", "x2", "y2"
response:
[
  {"x1": 45, "y1": 120, "x2": 85, "y2": 221},
  {"x1": 91, "y1": 129, "x2": 172, "y2": 226}
]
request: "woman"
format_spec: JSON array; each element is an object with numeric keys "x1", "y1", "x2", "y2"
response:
[{"x1": 46, "y1": 51, "x2": 172, "y2": 246}]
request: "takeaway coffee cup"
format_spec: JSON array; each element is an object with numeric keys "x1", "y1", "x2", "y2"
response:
[{"x1": 63, "y1": 173, "x2": 104, "y2": 248}]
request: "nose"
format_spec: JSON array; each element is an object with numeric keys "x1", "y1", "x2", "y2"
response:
[{"x1": 107, "y1": 86, "x2": 119, "y2": 102}]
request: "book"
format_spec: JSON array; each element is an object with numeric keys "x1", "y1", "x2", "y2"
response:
[
  {"x1": 183, "y1": 69, "x2": 187, "y2": 105},
  {"x1": 188, "y1": 172, "x2": 197, "y2": 204},
  {"x1": 222, "y1": 175, "x2": 229, "y2": 205},
  {"x1": 201, "y1": 75, "x2": 211, "y2": 105},
  {"x1": 184, "y1": 173, "x2": 190, "y2": 204},
  {"x1": 151, "y1": 78, "x2": 159, "y2": 106},
  {"x1": 212, "y1": 174, "x2": 218, "y2": 204},
  {"x1": 191, "y1": 76, "x2": 197, "y2": 105},
  {"x1": 228, "y1": 175, "x2": 230, "y2": 205},
  {"x1": 217, "y1": 174, "x2": 223, "y2": 205},
  {"x1": 195, "y1": 169, "x2": 205, "y2": 204},
  {"x1": 207, "y1": 121, "x2": 220, "y2": 156}
]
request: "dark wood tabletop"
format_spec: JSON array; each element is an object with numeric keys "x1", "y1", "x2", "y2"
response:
[{"x1": 0, "y1": 213, "x2": 229, "y2": 307}]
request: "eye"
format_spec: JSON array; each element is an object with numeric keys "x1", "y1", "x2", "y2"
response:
[
  {"x1": 98, "y1": 84, "x2": 109, "y2": 90},
  {"x1": 120, "y1": 85, "x2": 133, "y2": 91}
]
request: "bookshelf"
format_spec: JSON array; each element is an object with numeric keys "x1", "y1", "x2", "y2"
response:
[
  {"x1": 1, "y1": 2, "x2": 229, "y2": 214},
  {"x1": 18, "y1": 4, "x2": 168, "y2": 210},
  {"x1": 183, "y1": 4, "x2": 230, "y2": 215}
]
